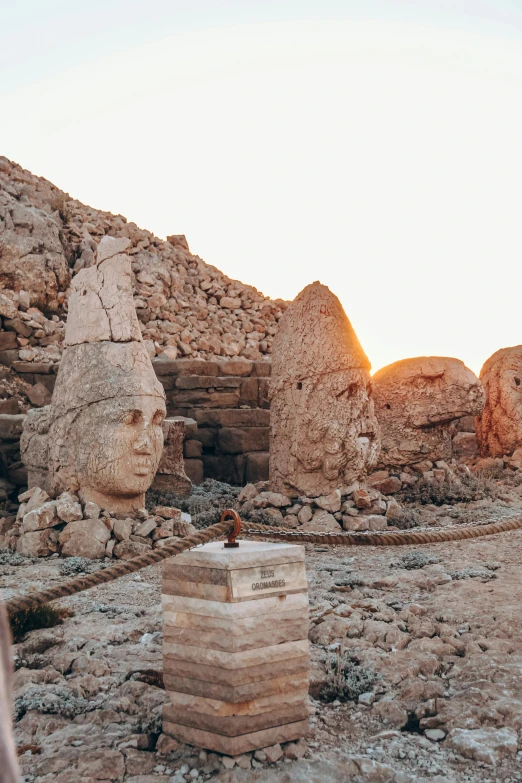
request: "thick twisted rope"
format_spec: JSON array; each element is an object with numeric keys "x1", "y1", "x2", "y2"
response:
[
  {"x1": 6, "y1": 513, "x2": 522, "y2": 618},
  {"x1": 242, "y1": 515, "x2": 522, "y2": 546},
  {"x1": 5, "y1": 519, "x2": 234, "y2": 618}
]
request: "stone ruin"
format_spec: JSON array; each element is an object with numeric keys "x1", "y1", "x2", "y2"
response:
[
  {"x1": 373, "y1": 357, "x2": 485, "y2": 468},
  {"x1": 269, "y1": 282, "x2": 380, "y2": 498},
  {"x1": 476, "y1": 345, "x2": 522, "y2": 461},
  {"x1": 20, "y1": 235, "x2": 173, "y2": 514}
]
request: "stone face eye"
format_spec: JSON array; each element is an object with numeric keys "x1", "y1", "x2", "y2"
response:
[
  {"x1": 152, "y1": 410, "x2": 164, "y2": 425},
  {"x1": 125, "y1": 409, "x2": 142, "y2": 425},
  {"x1": 515, "y1": 377, "x2": 521, "y2": 387}
]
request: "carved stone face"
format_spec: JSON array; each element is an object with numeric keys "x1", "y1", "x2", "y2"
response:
[{"x1": 77, "y1": 395, "x2": 166, "y2": 508}]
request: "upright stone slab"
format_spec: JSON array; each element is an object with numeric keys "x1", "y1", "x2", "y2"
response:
[{"x1": 162, "y1": 540, "x2": 309, "y2": 755}]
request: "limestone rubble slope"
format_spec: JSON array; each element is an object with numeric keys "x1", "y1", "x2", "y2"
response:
[{"x1": 0, "y1": 156, "x2": 285, "y2": 364}]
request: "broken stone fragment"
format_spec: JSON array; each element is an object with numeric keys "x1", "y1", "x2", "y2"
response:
[
  {"x1": 59, "y1": 518, "x2": 111, "y2": 559},
  {"x1": 56, "y1": 492, "x2": 83, "y2": 523},
  {"x1": 22, "y1": 501, "x2": 59, "y2": 532}
]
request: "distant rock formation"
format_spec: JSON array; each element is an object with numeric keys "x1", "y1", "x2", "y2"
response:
[
  {"x1": 269, "y1": 282, "x2": 380, "y2": 498},
  {"x1": 476, "y1": 346, "x2": 522, "y2": 458},
  {"x1": 373, "y1": 357, "x2": 485, "y2": 467}
]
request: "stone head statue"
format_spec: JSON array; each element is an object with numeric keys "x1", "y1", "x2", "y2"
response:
[
  {"x1": 269, "y1": 282, "x2": 380, "y2": 497},
  {"x1": 373, "y1": 356, "x2": 485, "y2": 467},
  {"x1": 23, "y1": 235, "x2": 167, "y2": 514},
  {"x1": 476, "y1": 346, "x2": 522, "y2": 457}
]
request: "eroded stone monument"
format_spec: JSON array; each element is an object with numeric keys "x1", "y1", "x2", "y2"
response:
[
  {"x1": 21, "y1": 236, "x2": 169, "y2": 514},
  {"x1": 269, "y1": 282, "x2": 380, "y2": 498},
  {"x1": 162, "y1": 540, "x2": 309, "y2": 755},
  {"x1": 373, "y1": 357, "x2": 485, "y2": 467},
  {"x1": 475, "y1": 346, "x2": 522, "y2": 458}
]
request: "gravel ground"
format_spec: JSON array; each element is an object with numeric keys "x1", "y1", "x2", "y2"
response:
[{"x1": 2, "y1": 487, "x2": 522, "y2": 782}]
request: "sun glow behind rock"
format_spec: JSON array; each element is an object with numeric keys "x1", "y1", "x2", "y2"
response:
[{"x1": 2, "y1": 9, "x2": 522, "y2": 375}]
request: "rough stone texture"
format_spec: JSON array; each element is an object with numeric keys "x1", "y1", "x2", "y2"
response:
[
  {"x1": 476, "y1": 345, "x2": 522, "y2": 457},
  {"x1": 269, "y1": 282, "x2": 380, "y2": 498},
  {"x1": 20, "y1": 238, "x2": 167, "y2": 514},
  {"x1": 373, "y1": 357, "x2": 485, "y2": 467},
  {"x1": 0, "y1": 156, "x2": 284, "y2": 366},
  {"x1": 152, "y1": 418, "x2": 191, "y2": 495},
  {"x1": 59, "y1": 518, "x2": 111, "y2": 559}
]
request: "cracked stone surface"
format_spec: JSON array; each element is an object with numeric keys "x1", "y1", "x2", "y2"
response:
[
  {"x1": 373, "y1": 357, "x2": 485, "y2": 467},
  {"x1": 269, "y1": 282, "x2": 380, "y2": 498},
  {"x1": 476, "y1": 345, "x2": 522, "y2": 459},
  {"x1": 21, "y1": 237, "x2": 166, "y2": 514}
]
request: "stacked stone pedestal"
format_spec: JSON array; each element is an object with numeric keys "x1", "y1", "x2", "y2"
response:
[{"x1": 162, "y1": 540, "x2": 309, "y2": 755}]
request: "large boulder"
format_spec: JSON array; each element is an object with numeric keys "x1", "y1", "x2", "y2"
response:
[
  {"x1": 476, "y1": 345, "x2": 522, "y2": 457},
  {"x1": 373, "y1": 357, "x2": 485, "y2": 467}
]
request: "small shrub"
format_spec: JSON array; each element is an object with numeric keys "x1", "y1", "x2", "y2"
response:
[
  {"x1": 60, "y1": 557, "x2": 103, "y2": 576},
  {"x1": 398, "y1": 550, "x2": 440, "y2": 570},
  {"x1": 392, "y1": 509, "x2": 421, "y2": 529},
  {"x1": 320, "y1": 643, "x2": 377, "y2": 703},
  {"x1": 147, "y1": 479, "x2": 241, "y2": 529},
  {"x1": 398, "y1": 474, "x2": 495, "y2": 506},
  {"x1": 9, "y1": 604, "x2": 73, "y2": 643}
]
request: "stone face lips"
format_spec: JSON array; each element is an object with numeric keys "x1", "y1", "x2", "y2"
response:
[
  {"x1": 476, "y1": 346, "x2": 522, "y2": 457},
  {"x1": 373, "y1": 356, "x2": 485, "y2": 467},
  {"x1": 162, "y1": 540, "x2": 309, "y2": 755},
  {"x1": 269, "y1": 282, "x2": 380, "y2": 497}
]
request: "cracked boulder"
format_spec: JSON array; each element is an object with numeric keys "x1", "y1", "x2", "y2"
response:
[
  {"x1": 373, "y1": 357, "x2": 485, "y2": 467},
  {"x1": 269, "y1": 281, "x2": 380, "y2": 497},
  {"x1": 476, "y1": 345, "x2": 522, "y2": 457}
]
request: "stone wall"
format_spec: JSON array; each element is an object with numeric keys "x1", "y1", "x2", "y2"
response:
[
  {"x1": 0, "y1": 357, "x2": 272, "y2": 505},
  {"x1": 152, "y1": 357, "x2": 271, "y2": 486}
]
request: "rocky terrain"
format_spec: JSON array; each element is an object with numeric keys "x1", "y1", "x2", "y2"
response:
[
  {"x1": 3, "y1": 471, "x2": 522, "y2": 782},
  {"x1": 0, "y1": 155, "x2": 285, "y2": 376}
]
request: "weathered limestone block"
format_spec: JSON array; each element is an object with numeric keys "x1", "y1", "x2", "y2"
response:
[
  {"x1": 269, "y1": 282, "x2": 380, "y2": 497},
  {"x1": 373, "y1": 357, "x2": 485, "y2": 467},
  {"x1": 19, "y1": 407, "x2": 51, "y2": 492},
  {"x1": 152, "y1": 418, "x2": 192, "y2": 496},
  {"x1": 162, "y1": 541, "x2": 309, "y2": 755},
  {"x1": 476, "y1": 346, "x2": 522, "y2": 457}
]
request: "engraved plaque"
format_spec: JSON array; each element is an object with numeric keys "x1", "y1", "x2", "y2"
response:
[{"x1": 229, "y1": 562, "x2": 307, "y2": 601}]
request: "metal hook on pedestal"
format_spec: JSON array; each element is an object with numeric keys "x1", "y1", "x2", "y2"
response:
[{"x1": 221, "y1": 509, "x2": 241, "y2": 548}]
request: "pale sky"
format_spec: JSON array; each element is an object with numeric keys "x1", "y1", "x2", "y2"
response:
[{"x1": 1, "y1": 1, "x2": 522, "y2": 375}]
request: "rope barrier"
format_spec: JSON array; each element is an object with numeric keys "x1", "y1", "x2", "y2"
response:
[
  {"x1": 5, "y1": 518, "x2": 234, "y2": 618},
  {"x1": 5, "y1": 511, "x2": 522, "y2": 617}
]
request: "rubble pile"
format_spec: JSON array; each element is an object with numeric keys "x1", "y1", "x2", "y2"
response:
[
  {"x1": 0, "y1": 156, "x2": 285, "y2": 369},
  {"x1": 0, "y1": 485, "x2": 194, "y2": 559}
]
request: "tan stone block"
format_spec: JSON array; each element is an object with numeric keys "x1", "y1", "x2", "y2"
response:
[
  {"x1": 163, "y1": 653, "x2": 309, "y2": 687},
  {"x1": 162, "y1": 639, "x2": 308, "y2": 670},
  {"x1": 163, "y1": 617, "x2": 309, "y2": 652},
  {"x1": 163, "y1": 560, "x2": 307, "y2": 603},
  {"x1": 167, "y1": 540, "x2": 304, "y2": 570},
  {"x1": 163, "y1": 671, "x2": 309, "y2": 704},
  {"x1": 165, "y1": 687, "x2": 308, "y2": 717},
  {"x1": 163, "y1": 605, "x2": 306, "y2": 635},
  {"x1": 163, "y1": 701, "x2": 308, "y2": 736},
  {"x1": 162, "y1": 718, "x2": 309, "y2": 756},
  {"x1": 161, "y1": 591, "x2": 308, "y2": 619}
]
